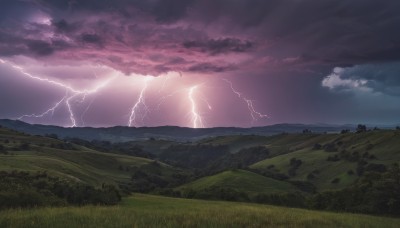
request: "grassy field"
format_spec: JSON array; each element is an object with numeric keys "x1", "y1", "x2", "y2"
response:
[
  {"x1": 0, "y1": 194, "x2": 399, "y2": 228},
  {"x1": 178, "y1": 169, "x2": 298, "y2": 194}
]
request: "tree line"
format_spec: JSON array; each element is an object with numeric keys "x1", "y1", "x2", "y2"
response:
[{"x1": 0, "y1": 171, "x2": 121, "y2": 209}]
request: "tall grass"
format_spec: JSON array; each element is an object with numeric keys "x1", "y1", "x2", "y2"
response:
[{"x1": 0, "y1": 194, "x2": 399, "y2": 228}]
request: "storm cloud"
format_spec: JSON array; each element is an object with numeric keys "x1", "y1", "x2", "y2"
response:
[
  {"x1": 0, "y1": 0, "x2": 398, "y2": 75},
  {"x1": 323, "y1": 62, "x2": 400, "y2": 96},
  {"x1": 1, "y1": 0, "x2": 400, "y2": 127}
]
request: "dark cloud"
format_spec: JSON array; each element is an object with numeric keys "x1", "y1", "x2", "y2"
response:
[
  {"x1": 51, "y1": 19, "x2": 79, "y2": 33},
  {"x1": 0, "y1": 0, "x2": 38, "y2": 21},
  {"x1": 80, "y1": 33, "x2": 102, "y2": 45},
  {"x1": 38, "y1": 0, "x2": 195, "y2": 22},
  {"x1": 0, "y1": 0, "x2": 399, "y2": 75},
  {"x1": 187, "y1": 63, "x2": 235, "y2": 73},
  {"x1": 152, "y1": 0, "x2": 195, "y2": 22},
  {"x1": 52, "y1": 19, "x2": 69, "y2": 31},
  {"x1": 183, "y1": 38, "x2": 253, "y2": 55},
  {"x1": 26, "y1": 40, "x2": 54, "y2": 56}
]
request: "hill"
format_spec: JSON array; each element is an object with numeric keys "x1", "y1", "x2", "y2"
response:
[
  {"x1": 249, "y1": 130, "x2": 400, "y2": 191},
  {"x1": 1, "y1": 124, "x2": 400, "y2": 216},
  {"x1": 1, "y1": 194, "x2": 399, "y2": 228},
  {"x1": 0, "y1": 126, "x2": 184, "y2": 189},
  {"x1": 0, "y1": 119, "x2": 354, "y2": 142},
  {"x1": 178, "y1": 169, "x2": 299, "y2": 195}
]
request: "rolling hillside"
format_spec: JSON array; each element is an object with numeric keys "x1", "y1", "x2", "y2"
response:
[
  {"x1": 0, "y1": 126, "x2": 180, "y2": 187},
  {"x1": 1, "y1": 123, "x2": 400, "y2": 217},
  {"x1": 249, "y1": 130, "x2": 400, "y2": 190},
  {"x1": 178, "y1": 169, "x2": 299, "y2": 195}
]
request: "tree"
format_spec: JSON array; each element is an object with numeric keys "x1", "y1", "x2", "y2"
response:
[
  {"x1": 313, "y1": 143, "x2": 322, "y2": 150},
  {"x1": 19, "y1": 143, "x2": 30, "y2": 150},
  {"x1": 0, "y1": 145, "x2": 6, "y2": 154},
  {"x1": 45, "y1": 134, "x2": 58, "y2": 139},
  {"x1": 340, "y1": 129, "x2": 350, "y2": 134},
  {"x1": 302, "y1": 129, "x2": 312, "y2": 134},
  {"x1": 356, "y1": 124, "x2": 367, "y2": 133}
]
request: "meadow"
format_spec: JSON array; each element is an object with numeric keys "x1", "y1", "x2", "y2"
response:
[{"x1": 1, "y1": 194, "x2": 399, "y2": 228}]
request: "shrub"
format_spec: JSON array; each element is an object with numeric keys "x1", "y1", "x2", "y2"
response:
[
  {"x1": 312, "y1": 143, "x2": 322, "y2": 150},
  {"x1": 331, "y1": 178, "x2": 340, "y2": 184},
  {"x1": 356, "y1": 124, "x2": 367, "y2": 133}
]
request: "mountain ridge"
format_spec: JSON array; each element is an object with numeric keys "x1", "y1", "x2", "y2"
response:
[{"x1": 0, "y1": 119, "x2": 366, "y2": 142}]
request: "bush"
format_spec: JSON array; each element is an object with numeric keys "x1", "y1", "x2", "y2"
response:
[
  {"x1": 312, "y1": 143, "x2": 322, "y2": 150},
  {"x1": 19, "y1": 143, "x2": 30, "y2": 150},
  {"x1": 288, "y1": 180, "x2": 316, "y2": 193},
  {"x1": 356, "y1": 124, "x2": 367, "y2": 133},
  {"x1": 0, "y1": 145, "x2": 7, "y2": 154},
  {"x1": 327, "y1": 155, "x2": 340, "y2": 161},
  {"x1": 323, "y1": 143, "x2": 337, "y2": 152},
  {"x1": 365, "y1": 163, "x2": 387, "y2": 173},
  {"x1": 288, "y1": 158, "x2": 302, "y2": 176},
  {"x1": 45, "y1": 134, "x2": 58, "y2": 139},
  {"x1": 331, "y1": 178, "x2": 340, "y2": 184}
]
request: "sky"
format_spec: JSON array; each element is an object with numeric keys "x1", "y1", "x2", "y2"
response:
[{"x1": 0, "y1": 0, "x2": 400, "y2": 128}]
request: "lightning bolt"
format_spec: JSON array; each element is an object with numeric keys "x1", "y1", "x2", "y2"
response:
[
  {"x1": 158, "y1": 75, "x2": 170, "y2": 94},
  {"x1": 81, "y1": 96, "x2": 96, "y2": 127},
  {"x1": 155, "y1": 88, "x2": 186, "y2": 111},
  {"x1": 188, "y1": 86, "x2": 204, "y2": 128},
  {"x1": 18, "y1": 91, "x2": 68, "y2": 120},
  {"x1": 0, "y1": 58, "x2": 114, "y2": 127},
  {"x1": 199, "y1": 94, "x2": 212, "y2": 110},
  {"x1": 1, "y1": 58, "x2": 269, "y2": 128},
  {"x1": 65, "y1": 93, "x2": 79, "y2": 127},
  {"x1": 222, "y1": 78, "x2": 268, "y2": 123},
  {"x1": 128, "y1": 77, "x2": 152, "y2": 127}
]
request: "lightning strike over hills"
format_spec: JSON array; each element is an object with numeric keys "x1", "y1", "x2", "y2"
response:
[
  {"x1": 1, "y1": 58, "x2": 270, "y2": 128},
  {"x1": 222, "y1": 79, "x2": 269, "y2": 123},
  {"x1": 188, "y1": 86, "x2": 204, "y2": 128},
  {"x1": 17, "y1": 92, "x2": 68, "y2": 120},
  {"x1": 128, "y1": 77, "x2": 153, "y2": 127},
  {"x1": 0, "y1": 58, "x2": 115, "y2": 127}
]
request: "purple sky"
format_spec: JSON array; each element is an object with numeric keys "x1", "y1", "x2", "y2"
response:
[{"x1": 1, "y1": 0, "x2": 400, "y2": 128}]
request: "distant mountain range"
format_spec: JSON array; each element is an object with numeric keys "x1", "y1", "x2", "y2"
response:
[{"x1": 0, "y1": 119, "x2": 393, "y2": 142}]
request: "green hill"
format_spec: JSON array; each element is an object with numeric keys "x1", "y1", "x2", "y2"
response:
[
  {"x1": 250, "y1": 130, "x2": 400, "y2": 190},
  {"x1": 1, "y1": 125, "x2": 400, "y2": 218},
  {"x1": 0, "y1": 127, "x2": 180, "y2": 187},
  {"x1": 178, "y1": 169, "x2": 299, "y2": 195},
  {"x1": 199, "y1": 133, "x2": 335, "y2": 155},
  {"x1": 1, "y1": 194, "x2": 399, "y2": 228}
]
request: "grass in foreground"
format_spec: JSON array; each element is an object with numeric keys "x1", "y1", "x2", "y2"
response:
[{"x1": 1, "y1": 194, "x2": 399, "y2": 228}]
